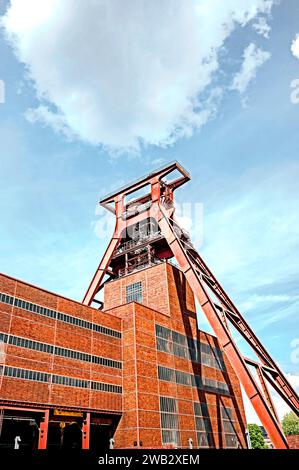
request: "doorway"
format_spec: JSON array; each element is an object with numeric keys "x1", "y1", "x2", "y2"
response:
[
  {"x1": 47, "y1": 421, "x2": 82, "y2": 449},
  {"x1": 90, "y1": 423, "x2": 112, "y2": 451}
]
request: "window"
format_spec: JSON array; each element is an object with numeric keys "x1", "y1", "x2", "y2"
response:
[
  {"x1": 195, "y1": 417, "x2": 211, "y2": 432},
  {"x1": 156, "y1": 337, "x2": 172, "y2": 354},
  {"x1": 221, "y1": 406, "x2": 239, "y2": 448},
  {"x1": 197, "y1": 432, "x2": 214, "y2": 448},
  {"x1": 160, "y1": 396, "x2": 177, "y2": 413},
  {"x1": 194, "y1": 402, "x2": 214, "y2": 448},
  {"x1": 157, "y1": 365, "x2": 230, "y2": 395},
  {"x1": 160, "y1": 397, "x2": 180, "y2": 447},
  {"x1": 175, "y1": 370, "x2": 191, "y2": 386},
  {"x1": 155, "y1": 325, "x2": 172, "y2": 354},
  {"x1": 225, "y1": 434, "x2": 238, "y2": 448},
  {"x1": 188, "y1": 337, "x2": 198, "y2": 362},
  {"x1": 158, "y1": 365, "x2": 175, "y2": 382},
  {"x1": 125, "y1": 282, "x2": 142, "y2": 303},
  {"x1": 172, "y1": 330, "x2": 187, "y2": 346},
  {"x1": 156, "y1": 325, "x2": 171, "y2": 340},
  {"x1": 3, "y1": 366, "x2": 122, "y2": 394},
  {"x1": 0, "y1": 331, "x2": 122, "y2": 370},
  {"x1": 4, "y1": 366, "x2": 50, "y2": 383},
  {"x1": 0, "y1": 333, "x2": 8, "y2": 343},
  {"x1": 193, "y1": 402, "x2": 209, "y2": 417},
  {"x1": 173, "y1": 343, "x2": 189, "y2": 359},
  {"x1": 202, "y1": 377, "x2": 230, "y2": 395},
  {"x1": 155, "y1": 323, "x2": 226, "y2": 371},
  {"x1": 91, "y1": 381, "x2": 122, "y2": 394},
  {"x1": 221, "y1": 406, "x2": 233, "y2": 420}
]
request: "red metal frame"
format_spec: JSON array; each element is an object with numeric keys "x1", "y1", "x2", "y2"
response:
[
  {"x1": 82, "y1": 412, "x2": 90, "y2": 449},
  {"x1": 0, "y1": 405, "x2": 50, "y2": 449},
  {"x1": 83, "y1": 161, "x2": 299, "y2": 449},
  {"x1": 38, "y1": 409, "x2": 49, "y2": 449}
]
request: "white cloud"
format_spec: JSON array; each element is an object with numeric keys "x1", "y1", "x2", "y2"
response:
[
  {"x1": 231, "y1": 43, "x2": 271, "y2": 94},
  {"x1": 1, "y1": 0, "x2": 273, "y2": 152},
  {"x1": 239, "y1": 294, "x2": 299, "y2": 312},
  {"x1": 291, "y1": 34, "x2": 299, "y2": 60},
  {"x1": 25, "y1": 105, "x2": 75, "y2": 140},
  {"x1": 253, "y1": 16, "x2": 271, "y2": 38}
]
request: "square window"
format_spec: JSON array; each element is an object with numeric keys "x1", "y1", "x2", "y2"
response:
[{"x1": 125, "y1": 282, "x2": 142, "y2": 303}]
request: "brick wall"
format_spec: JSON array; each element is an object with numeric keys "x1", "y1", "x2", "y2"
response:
[
  {"x1": 286, "y1": 434, "x2": 299, "y2": 449},
  {"x1": 0, "y1": 273, "x2": 122, "y2": 413}
]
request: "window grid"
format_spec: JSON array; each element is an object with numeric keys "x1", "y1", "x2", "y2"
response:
[
  {"x1": 155, "y1": 324, "x2": 226, "y2": 371},
  {"x1": 0, "y1": 332, "x2": 122, "y2": 370},
  {"x1": 196, "y1": 432, "x2": 214, "y2": 448},
  {"x1": 193, "y1": 402, "x2": 209, "y2": 417},
  {"x1": 0, "y1": 292, "x2": 121, "y2": 339},
  {"x1": 125, "y1": 282, "x2": 142, "y2": 303},
  {"x1": 221, "y1": 406, "x2": 239, "y2": 448},
  {"x1": 3, "y1": 366, "x2": 122, "y2": 394},
  {"x1": 160, "y1": 396, "x2": 180, "y2": 447},
  {"x1": 160, "y1": 396, "x2": 177, "y2": 413},
  {"x1": 158, "y1": 365, "x2": 230, "y2": 395},
  {"x1": 194, "y1": 401, "x2": 214, "y2": 448}
]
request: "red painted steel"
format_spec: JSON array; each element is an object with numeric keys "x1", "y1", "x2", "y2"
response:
[
  {"x1": 82, "y1": 412, "x2": 90, "y2": 449},
  {"x1": 38, "y1": 409, "x2": 49, "y2": 449},
  {"x1": 83, "y1": 161, "x2": 299, "y2": 449}
]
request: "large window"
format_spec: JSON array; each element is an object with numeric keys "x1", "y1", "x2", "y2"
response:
[
  {"x1": 221, "y1": 406, "x2": 239, "y2": 448},
  {"x1": 0, "y1": 332, "x2": 122, "y2": 370},
  {"x1": 160, "y1": 397, "x2": 180, "y2": 447},
  {"x1": 155, "y1": 324, "x2": 226, "y2": 371},
  {"x1": 3, "y1": 365, "x2": 122, "y2": 394},
  {"x1": 194, "y1": 402, "x2": 214, "y2": 448},
  {"x1": 157, "y1": 364, "x2": 230, "y2": 395},
  {"x1": 125, "y1": 281, "x2": 142, "y2": 303}
]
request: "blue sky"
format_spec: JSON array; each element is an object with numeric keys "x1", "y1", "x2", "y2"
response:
[{"x1": 0, "y1": 0, "x2": 299, "y2": 422}]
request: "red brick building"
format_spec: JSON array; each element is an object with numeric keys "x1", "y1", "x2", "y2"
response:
[{"x1": 0, "y1": 261, "x2": 247, "y2": 450}]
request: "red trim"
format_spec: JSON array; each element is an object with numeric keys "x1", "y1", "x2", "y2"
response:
[
  {"x1": 38, "y1": 409, "x2": 49, "y2": 449},
  {"x1": 82, "y1": 412, "x2": 90, "y2": 449}
]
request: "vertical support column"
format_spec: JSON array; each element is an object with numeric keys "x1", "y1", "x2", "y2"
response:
[
  {"x1": 38, "y1": 409, "x2": 49, "y2": 449},
  {"x1": 82, "y1": 412, "x2": 90, "y2": 450}
]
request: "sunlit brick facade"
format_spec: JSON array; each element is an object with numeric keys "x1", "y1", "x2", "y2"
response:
[{"x1": 0, "y1": 262, "x2": 247, "y2": 450}]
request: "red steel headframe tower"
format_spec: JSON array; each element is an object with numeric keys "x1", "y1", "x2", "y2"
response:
[{"x1": 83, "y1": 161, "x2": 299, "y2": 449}]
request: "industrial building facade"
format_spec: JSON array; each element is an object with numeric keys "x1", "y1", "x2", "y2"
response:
[{"x1": 0, "y1": 261, "x2": 247, "y2": 450}]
